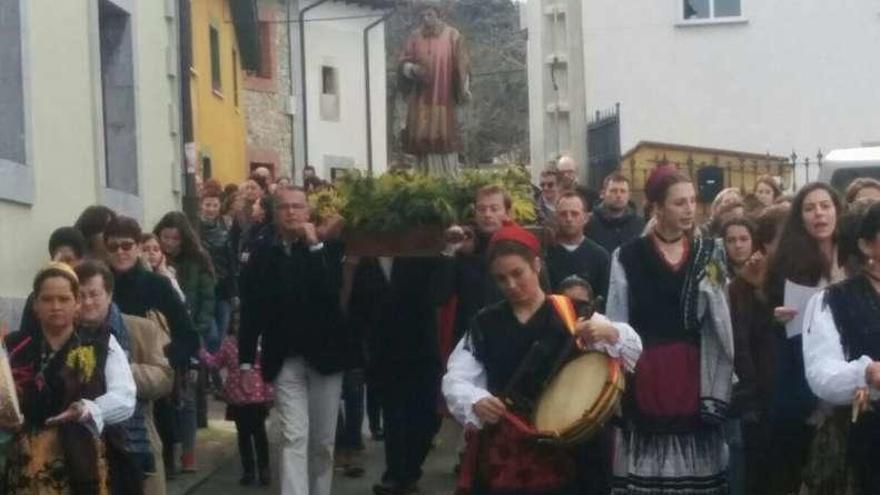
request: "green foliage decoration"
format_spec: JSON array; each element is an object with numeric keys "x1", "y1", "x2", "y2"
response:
[{"x1": 309, "y1": 166, "x2": 537, "y2": 232}]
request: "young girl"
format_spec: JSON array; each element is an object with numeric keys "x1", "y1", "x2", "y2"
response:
[
  {"x1": 140, "y1": 233, "x2": 185, "y2": 302},
  {"x1": 199, "y1": 321, "x2": 273, "y2": 486}
]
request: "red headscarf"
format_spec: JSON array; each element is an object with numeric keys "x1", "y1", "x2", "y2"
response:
[{"x1": 488, "y1": 221, "x2": 541, "y2": 257}]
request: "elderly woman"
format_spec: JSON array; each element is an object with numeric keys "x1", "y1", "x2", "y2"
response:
[{"x1": 4, "y1": 263, "x2": 135, "y2": 494}]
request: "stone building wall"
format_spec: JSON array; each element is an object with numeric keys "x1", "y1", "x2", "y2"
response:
[{"x1": 244, "y1": 0, "x2": 293, "y2": 180}]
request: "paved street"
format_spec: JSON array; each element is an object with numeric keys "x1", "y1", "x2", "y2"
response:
[{"x1": 188, "y1": 411, "x2": 461, "y2": 495}]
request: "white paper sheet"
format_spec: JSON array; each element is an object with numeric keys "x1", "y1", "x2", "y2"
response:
[{"x1": 783, "y1": 279, "x2": 821, "y2": 338}]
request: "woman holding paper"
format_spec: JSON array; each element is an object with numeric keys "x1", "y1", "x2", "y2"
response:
[
  {"x1": 802, "y1": 201, "x2": 880, "y2": 494},
  {"x1": 764, "y1": 182, "x2": 844, "y2": 494}
]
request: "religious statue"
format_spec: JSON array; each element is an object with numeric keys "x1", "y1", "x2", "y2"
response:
[{"x1": 398, "y1": 4, "x2": 470, "y2": 177}]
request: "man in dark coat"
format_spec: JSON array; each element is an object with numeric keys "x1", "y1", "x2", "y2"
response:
[
  {"x1": 586, "y1": 173, "x2": 645, "y2": 254},
  {"x1": 238, "y1": 186, "x2": 349, "y2": 495},
  {"x1": 434, "y1": 185, "x2": 511, "y2": 341},
  {"x1": 349, "y1": 256, "x2": 444, "y2": 495},
  {"x1": 546, "y1": 191, "x2": 611, "y2": 304}
]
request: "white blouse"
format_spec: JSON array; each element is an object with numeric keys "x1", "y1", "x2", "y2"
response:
[
  {"x1": 802, "y1": 290, "x2": 880, "y2": 406},
  {"x1": 442, "y1": 312, "x2": 642, "y2": 429},
  {"x1": 81, "y1": 334, "x2": 137, "y2": 434}
]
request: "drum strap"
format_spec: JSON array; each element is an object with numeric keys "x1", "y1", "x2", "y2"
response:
[{"x1": 547, "y1": 295, "x2": 584, "y2": 350}]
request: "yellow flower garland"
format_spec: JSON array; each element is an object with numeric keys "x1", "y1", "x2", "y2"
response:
[{"x1": 65, "y1": 346, "x2": 97, "y2": 384}]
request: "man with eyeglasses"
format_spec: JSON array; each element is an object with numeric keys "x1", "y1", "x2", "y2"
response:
[
  {"x1": 537, "y1": 168, "x2": 561, "y2": 224},
  {"x1": 238, "y1": 185, "x2": 350, "y2": 495}
]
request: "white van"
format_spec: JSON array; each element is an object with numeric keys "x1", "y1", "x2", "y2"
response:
[{"x1": 818, "y1": 147, "x2": 880, "y2": 193}]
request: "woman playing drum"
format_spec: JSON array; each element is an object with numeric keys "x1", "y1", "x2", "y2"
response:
[
  {"x1": 443, "y1": 222, "x2": 642, "y2": 495},
  {"x1": 606, "y1": 166, "x2": 734, "y2": 494}
]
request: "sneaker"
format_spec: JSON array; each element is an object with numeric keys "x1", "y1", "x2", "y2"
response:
[
  {"x1": 180, "y1": 452, "x2": 197, "y2": 473},
  {"x1": 239, "y1": 473, "x2": 255, "y2": 486}
]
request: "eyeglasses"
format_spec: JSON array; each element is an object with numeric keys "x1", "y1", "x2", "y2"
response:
[
  {"x1": 540, "y1": 182, "x2": 556, "y2": 189},
  {"x1": 106, "y1": 240, "x2": 136, "y2": 253},
  {"x1": 275, "y1": 202, "x2": 307, "y2": 211}
]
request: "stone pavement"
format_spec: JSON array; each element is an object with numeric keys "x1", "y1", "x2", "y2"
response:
[
  {"x1": 188, "y1": 417, "x2": 462, "y2": 495},
  {"x1": 166, "y1": 398, "x2": 238, "y2": 495}
]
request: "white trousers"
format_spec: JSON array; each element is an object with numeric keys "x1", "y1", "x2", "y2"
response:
[{"x1": 274, "y1": 357, "x2": 343, "y2": 495}]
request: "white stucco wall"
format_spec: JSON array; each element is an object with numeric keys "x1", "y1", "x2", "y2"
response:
[
  {"x1": 525, "y1": 0, "x2": 587, "y2": 182},
  {"x1": 581, "y1": 0, "x2": 880, "y2": 167},
  {"x1": 0, "y1": 0, "x2": 180, "y2": 329},
  {"x1": 291, "y1": 0, "x2": 389, "y2": 180}
]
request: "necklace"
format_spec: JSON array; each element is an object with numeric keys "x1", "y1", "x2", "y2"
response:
[{"x1": 652, "y1": 229, "x2": 684, "y2": 244}]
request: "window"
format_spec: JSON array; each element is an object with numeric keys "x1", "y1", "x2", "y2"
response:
[
  {"x1": 209, "y1": 25, "x2": 221, "y2": 92},
  {"x1": 256, "y1": 21, "x2": 272, "y2": 79},
  {"x1": 322, "y1": 66, "x2": 338, "y2": 95},
  {"x1": 232, "y1": 49, "x2": 239, "y2": 107},
  {"x1": 683, "y1": 0, "x2": 741, "y2": 20},
  {"x1": 319, "y1": 66, "x2": 340, "y2": 121},
  {"x1": 0, "y1": 0, "x2": 30, "y2": 204},
  {"x1": 0, "y1": 0, "x2": 25, "y2": 166},
  {"x1": 99, "y1": 0, "x2": 138, "y2": 195}
]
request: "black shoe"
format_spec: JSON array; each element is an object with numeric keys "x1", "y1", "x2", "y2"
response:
[
  {"x1": 372, "y1": 481, "x2": 417, "y2": 495},
  {"x1": 240, "y1": 473, "x2": 255, "y2": 486},
  {"x1": 344, "y1": 465, "x2": 365, "y2": 478},
  {"x1": 258, "y1": 468, "x2": 271, "y2": 486}
]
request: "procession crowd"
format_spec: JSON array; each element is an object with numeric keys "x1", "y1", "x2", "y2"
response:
[{"x1": 2, "y1": 158, "x2": 880, "y2": 495}]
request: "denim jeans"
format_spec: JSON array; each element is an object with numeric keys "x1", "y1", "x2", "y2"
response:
[
  {"x1": 210, "y1": 299, "x2": 233, "y2": 352},
  {"x1": 178, "y1": 370, "x2": 198, "y2": 455}
]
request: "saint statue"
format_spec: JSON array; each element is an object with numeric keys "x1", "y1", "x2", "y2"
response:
[{"x1": 398, "y1": 5, "x2": 470, "y2": 176}]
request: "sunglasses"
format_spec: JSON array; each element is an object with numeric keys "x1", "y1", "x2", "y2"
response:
[{"x1": 106, "y1": 240, "x2": 136, "y2": 253}]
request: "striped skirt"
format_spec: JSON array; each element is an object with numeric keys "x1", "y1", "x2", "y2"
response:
[{"x1": 611, "y1": 425, "x2": 728, "y2": 495}]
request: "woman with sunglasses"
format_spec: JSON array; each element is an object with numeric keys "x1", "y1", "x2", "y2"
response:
[{"x1": 104, "y1": 216, "x2": 200, "y2": 476}]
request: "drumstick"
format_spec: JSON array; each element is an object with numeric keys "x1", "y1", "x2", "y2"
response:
[{"x1": 852, "y1": 387, "x2": 869, "y2": 423}]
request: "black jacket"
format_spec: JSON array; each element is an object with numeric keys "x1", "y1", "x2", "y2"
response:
[
  {"x1": 586, "y1": 205, "x2": 645, "y2": 255},
  {"x1": 349, "y1": 257, "x2": 444, "y2": 374},
  {"x1": 113, "y1": 264, "x2": 200, "y2": 368},
  {"x1": 238, "y1": 235, "x2": 349, "y2": 381},
  {"x1": 433, "y1": 233, "x2": 504, "y2": 341},
  {"x1": 199, "y1": 218, "x2": 238, "y2": 300},
  {"x1": 545, "y1": 238, "x2": 611, "y2": 303}
]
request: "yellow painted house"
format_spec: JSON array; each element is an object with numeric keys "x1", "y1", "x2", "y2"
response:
[{"x1": 189, "y1": 0, "x2": 259, "y2": 186}]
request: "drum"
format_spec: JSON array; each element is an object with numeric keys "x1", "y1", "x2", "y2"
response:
[{"x1": 532, "y1": 351, "x2": 624, "y2": 446}]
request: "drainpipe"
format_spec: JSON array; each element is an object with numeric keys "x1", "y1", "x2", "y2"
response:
[
  {"x1": 363, "y1": 8, "x2": 395, "y2": 176},
  {"x1": 299, "y1": 0, "x2": 332, "y2": 170},
  {"x1": 287, "y1": 0, "x2": 296, "y2": 182},
  {"x1": 178, "y1": 0, "x2": 197, "y2": 221}
]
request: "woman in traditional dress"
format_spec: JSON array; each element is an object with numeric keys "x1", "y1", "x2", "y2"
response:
[
  {"x1": 4, "y1": 263, "x2": 135, "y2": 494},
  {"x1": 443, "y1": 222, "x2": 642, "y2": 495},
  {"x1": 606, "y1": 166, "x2": 734, "y2": 495},
  {"x1": 763, "y1": 182, "x2": 844, "y2": 494},
  {"x1": 802, "y1": 200, "x2": 880, "y2": 494}
]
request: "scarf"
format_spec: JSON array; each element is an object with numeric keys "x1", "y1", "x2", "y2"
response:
[{"x1": 682, "y1": 236, "x2": 735, "y2": 423}]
